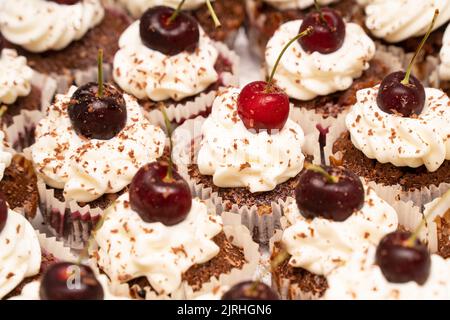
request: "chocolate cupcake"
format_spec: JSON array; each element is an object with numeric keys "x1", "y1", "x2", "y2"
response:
[
  {"x1": 29, "y1": 84, "x2": 166, "y2": 248},
  {"x1": 113, "y1": 0, "x2": 245, "y2": 47},
  {"x1": 112, "y1": 8, "x2": 239, "y2": 127},
  {"x1": 0, "y1": 0, "x2": 130, "y2": 93},
  {"x1": 245, "y1": 0, "x2": 366, "y2": 58}
]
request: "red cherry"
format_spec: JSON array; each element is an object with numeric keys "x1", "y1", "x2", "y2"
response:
[
  {"x1": 40, "y1": 263, "x2": 104, "y2": 300},
  {"x1": 0, "y1": 193, "x2": 8, "y2": 233},
  {"x1": 139, "y1": 6, "x2": 199, "y2": 56},
  {"x1": 299, "y1": 8, "x2": 346, "y2": 54},
  {"x1": 48, "y1": 0, "x2": 80, "y2": 4},
  {"x1": 222, "y1": 281, "x2": 279, "y2": 300},
  {"x1": 376, "y1": 231, "x2": 431, "y2": 285},
  {"x1": 237, "y1": 81, "x2": 290, "y2": 133},
  {"x1": 129, "y1": 161, "x2": 192, "y2": 226}
]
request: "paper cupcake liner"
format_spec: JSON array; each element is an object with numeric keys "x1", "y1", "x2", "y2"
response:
[
  {"x1": 36, "y1": 231, "x2": 78, "y2": 263},
  {"x1": 144, "y1": 41, "x2": 240, "y2": 128},
  {"x1": 172, "y1": 115, "x2": 320, "y2": 244}
]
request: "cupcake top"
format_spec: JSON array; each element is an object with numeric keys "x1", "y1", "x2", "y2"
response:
[
  {"x1": 197, "y1": 87, "x2": 305, "y2": 193},
  {"x1": 362, "y1": 0, "x2": 450, "y2": 43},
  {"x1": 439, "y1": 24, "x2": 450, "y2": 81},
  {"x1": 113, "y1": 21, "x2": 219, "y2": 102},
  {"x1": 0, "y1": 0, "x2": 104, "y2": 53},
  {"x1": 346, "y1": 85, "x2": 450, "y2": 172},
  {"x1": 0, "y1": 49, "x2": 33, "y2": 105},
  {"x1": 30, "y1": 86, "x2": 166, "y2": 203},
  {"x1": 282, "y1": 186, "x2": 398, "y2": 276},
  {"x1": 265, "y1": 20, "x2": 375, "y2": 101},
  {"x1": 0, "y1": 131, "x2": 13, "y2": 182},
  {"x1": 0, "y1": 208, "x2": 41, "y2": 299},
  {"x1": 324, "y1": 245, "x2": 450, "y2": 299},
  {"x1": 262, "y1": 0, "x2": 339, "y2": 10},
  {"x1": 94, "y1": 195, "x2": 223, "y2": 295},
  {"x1": 117, "y1": 0, "x2": 208, "y2": 18}
]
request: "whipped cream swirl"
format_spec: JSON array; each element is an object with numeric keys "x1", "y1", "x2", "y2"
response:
[
  {"x1": 324, "y1": 246, "x2": 450, "y2": 299},
  {"x1": 282, "y1": 186, "x2": 398, "y2": 276},
  {"x1": 263, "y1": 0, "x2": 339, "y2": 10},
  {"x1": 0, "y1": 131, "x2": 13, "y2": 182},
  {"x1": 0, "y1": 0, "x2": 104, "y2": 53},
  {"x1": 31, "y1": 86, "x2": 166, "y2": 203},
  {"x1": 117, "y1": 0, "x2": 208, "y2": 18},
  {"x1": 114, "y1": 22, "x2": 219, "y2": 102},
  {"x1": 0, "y1": 49, "x2": 33, "y2": 105},
  {"x1": 0, "y1": 209, "x2": 41, "y2": 299},
  {"x1": 346, "y1": 86, "x2": 450, "y2": 172},
  {"x1": 94, "y1": 195, "x2": 223, "y2": 295},
  {"x1": 439, "y1": 24, "x2": 450, "y2": 81},
  {"x1": 197, "y1": 87, "x2": 305, "y2": 193},
  {"x1": 265, "y1": 20, "x2": 375, "y2": 101},
  {"x1": 363, "y1": 0, "x2": 450, "y2": 43}
]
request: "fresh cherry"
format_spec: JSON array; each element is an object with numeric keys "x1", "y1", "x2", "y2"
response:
[
  {"x1": 129, "y1": 161, "x2": 192, "y2": 226},
  {"x1": 222, "y1": 281, "x2": 279, "y2": 300},
  {"x1": 376, "y1": 231, "x2": 431, "y2": 285},
  {"x1": 0, "y1": 193, "x2": 8, "y2": 233},
  {"x1": 40, "y1": 263, "x2": 104, "y2": 300},
  {"x1": 295, "y1": 165, "x2": 364, "y2": 221},
  {"x1": 49, "y1": 0, "x2": 79, "y2": 4},
  {"x1": 139, "y1": 6, "x2": 199, "y2": 56},
  {"x1": 299, "y1": 7, "x2": 345, "y2": 54}
]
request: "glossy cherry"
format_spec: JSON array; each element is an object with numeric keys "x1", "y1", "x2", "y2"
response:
[
  {"x1": 295, "y1": 165, "x2": 364, "y2": 221},
  {"x1": 222, "y1": 281, "x2": 279, "y2": 300},
  {"x1": 0, "y1": 193, "x2": 8, "y2": 233},
  {"x1": 299, "y1": 7, "x2": 345, "y2": 54},
  {"x1": 40, "y1": 262, "x2": 104, "y2": 300},
  {"x1": 139, "y1": 6, "x2": 199, "y2": 56},
  {"x1": 376, "y1": 231, "x2": 431, "y2": 285},
  {"x1": 129, "y1": 161, "x2": 192, "y2": 226}
]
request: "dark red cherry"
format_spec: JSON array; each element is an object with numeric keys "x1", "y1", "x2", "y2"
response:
[
  {"x1": 376, "y1": 231, "x2": 431, "y2": 285},
  {"x1": 68, "y1": 82, "x2": 127, "y2": 140},
  {"x1": 222, "y1": 281, "x2": 279, "y2": 300},
  {"x1": 40, "y1": 263, "x2": 104, "y2": 300},
  {"x1": 377, "y1": 71, "x2": 425, "y2": 117},
  {"x1": 129, "y1": 161, "x2": 192, "y2": 226},
  {"x1": 237, "y1": 81, "x2": 290, "y2": 133},
  {"x1": 299, "y1": 8, "x2": 345, "y2": 54},
  {"x1": 139, "y1": 6, "x2": 199, "y2": 56},
  {"x1": 295, "y1": 165, "x2": 364, "y2": 221},
  {"x1": 49, "y1": 0, "x2": 80, "y2": 4},
  {"x1": 0, "y1": 193, "x2": 8, "y2": 233}
]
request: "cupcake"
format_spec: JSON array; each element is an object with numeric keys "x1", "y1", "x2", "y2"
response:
[
  {"x1": 172, "y1": 86, "x2": 310, "y2": 243},
  {"x1": 0, "y1": 49, "x2": 56, "y2": 151},
  {"x1": 270, "y1": 165, "x2": 399, "y2": 300},
  {"x1": 245, "y1": 0, "x2": 367, "y2": 58},
  {"x1": 112, "y1": 6, "x2": 239, "y2": 127},
  {"x1": 90, "y1": 162, "x2": 259, "y2": 299},
  {"x1": 113, "y1": 0, "x2": 245, "y2": 47},
  {"x1": 0, "y1": 0, "x2": 130, "y2": 93},
  {"x1": 29, "y1": 83, "x2": 166, "y2": 248}
]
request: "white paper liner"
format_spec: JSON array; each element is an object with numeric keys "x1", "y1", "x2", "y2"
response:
[
  {"x1": 144, "y1": 41, "x2": 240, "y2": 127},
  {"x1": 37, "y1": 231, "x2": 77, "y2": 263}
]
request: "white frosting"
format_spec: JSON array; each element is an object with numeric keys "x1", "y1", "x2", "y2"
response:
[
  {"x1": 0, "y1": 0, "x2": 104, "y2": 53},
  {"x1": 282, "y1": 186, "x2": 398, "y2": 276},
  {"x1": 197, "y1": 87, "x2": 305, "y2": 193},
  {"x1": 346, "y1": 86, "x2": 450, "y2": 172},
  {"x1": 324, "y1": 246, "x2": 450, "y2": 299},
  {"x1": 117, "y1": 0, "x2": 208, "y2": 18},
  {"x1": 363, "y1": 0, "x2": 450, "y2": 43},
  {"x1": 113, "y1": 21, "x2": 219, "y2": 102},
  {"x1": 30, "y1": 86, "x2": 166, "y2": 203},
  {"x1": 0, "y1": 209, "x2": 41, "y2": 299},
  {"x1": 263, "y1": 0, "x2": 339, "y2": 10},
  {"x1": 0, "y1": 49, "x2": 33, "y2": 105},
  {"x1": 8, "y1": 275, "x2": 130, "y2": 300},
  {"x1": 439, "y1": 24, "x2": 450, "y2": 81},
  {"x1": 0, "y1": 131, "x2": 13, "y2": 182},
  {"x1": 265, "y1": 20, "x2": 375, "y2": 101},
  {"x1": 194, "y1": 285, "x2": 229, "y2": 300},
  {"x1": 94, "y1": 195, "x2": 223, "y2": 295}
]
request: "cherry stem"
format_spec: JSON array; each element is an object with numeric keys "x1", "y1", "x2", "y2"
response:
[
  {"x1": 314, "y1": 0, "x2": 328, "y2": 27},
  {"x1": 268, "y1": 27, "x2": 313, "y2": 86},
  {"x1": 305, "y1": 163, "x2": 339, "y2": 183},
  {"x1": 161, "y1": 106, "x2": 174, "y2": 182},
  {"x1": 401, "y1": 9, "x2": 439, "y2": 86},
  {"x1": 168, "y1": 0, "x2": 186, "y2": 24},
  {"x1": 405, "y1": 203, "x2": 437, "y2": 247},
  {"x1": 97, "y1": 49, "x2": 104, "y2": 98},
  {"x1": 206, "y1": 0, "x2": 221, "y2": 28}
]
